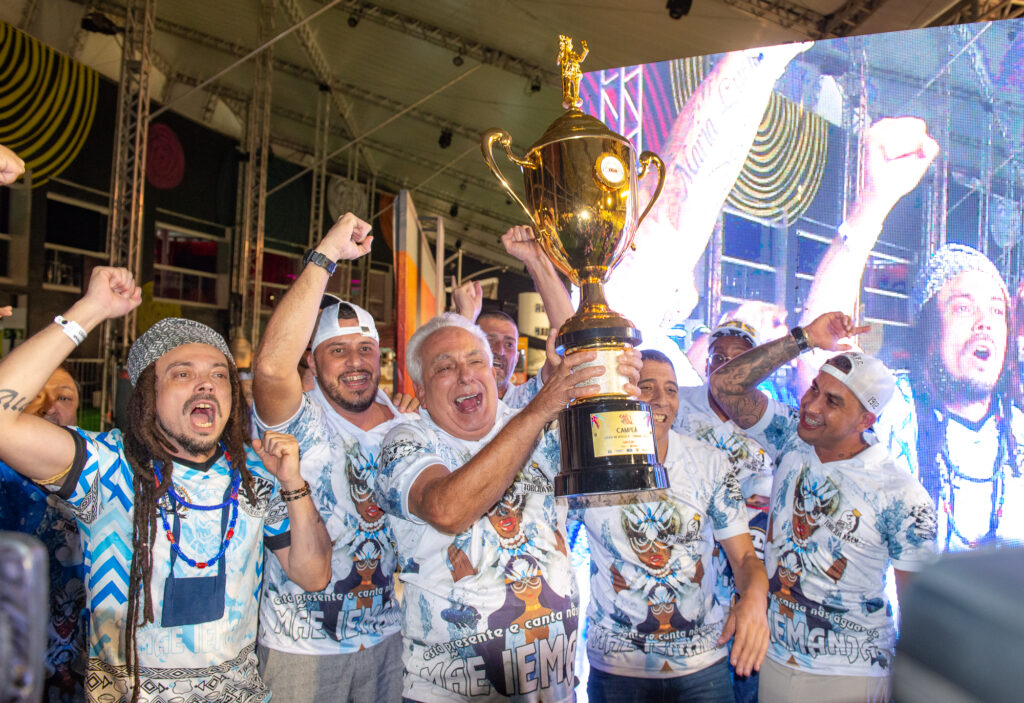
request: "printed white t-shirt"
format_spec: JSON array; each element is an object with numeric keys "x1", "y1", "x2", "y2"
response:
[
  {"x1": 255, "y1": 387, "x2": 410, "y2": 655},
  {"x1": 54, "y1": 428, "x2": 289, "y2": 702},
  {"x1": 582, "y1": 430, "x2": 748, "y2": 678},
  {"x1": 673, "y1": 384, "x2": 775, "y2": 615},
  {"x1": 748, "y1": 398, "x2": 938, "y2": 677},
  {"x1": 376, "y1": 403, "x2": 578, "y2": 703}
]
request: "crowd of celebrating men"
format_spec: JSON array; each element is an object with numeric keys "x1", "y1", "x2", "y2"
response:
[{"x1": 10, "y1": 106, "x2": 1024, "y2": 703}]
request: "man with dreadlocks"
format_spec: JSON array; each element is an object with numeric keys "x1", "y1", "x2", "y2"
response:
[
  {"x1": 0, "y1": 266, "x2": 332, "y2": 703},
  {"x1": 798, "y1": 116, "x2": 1024, "y2": 551},
  {"x1": 710, "y1": 311, "x2": 938, "y2": 703},
  {"x1": 251, "y1": 213, "x2": 413, "y2": 702}
]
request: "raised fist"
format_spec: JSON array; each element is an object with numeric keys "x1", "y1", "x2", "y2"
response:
[{"x1": 319, "y1": 212, "x2": 373, "y2": 262}]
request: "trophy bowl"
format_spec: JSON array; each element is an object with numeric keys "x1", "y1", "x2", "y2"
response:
[{"x1": 481, "y1": 36, "x2": 668, "y2": 498}]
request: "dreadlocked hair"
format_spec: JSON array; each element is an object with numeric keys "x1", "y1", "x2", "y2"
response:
[
  {"x1": 120, "y1": 362, "x2": 256, "y2": 703},
  {"x1": 911, "y1": 295, "x2": 1021, "y2": 508}
]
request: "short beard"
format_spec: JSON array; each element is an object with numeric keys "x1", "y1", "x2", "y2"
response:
[
  {"x1": 930, "y1": 356, "x2": 996, "y2": 407},
  {"x1": 319, "y1": 369, "x2": 380, "y2": 414},
  {"x1": 156, "y1": 417, "x2": 219, "y2": 458}
]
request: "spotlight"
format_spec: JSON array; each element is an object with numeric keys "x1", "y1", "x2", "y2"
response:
[
  {"x1": 449, "y1": 203, "x2": 459, "y2": 218},
  {"x1": 438, "y1": 128, "x2": 453, "y2": 149},
  {"x1": 666, "y1": 0, "x2": 692, "y2": 19},
  {"x1": 453, "y1": 51, "x2": 464, "y2": 67},
  {"x1": 347, "y1": 13, "x2": 359, "y2": 28},
  {"x1": 530, "y1": 77, "x2": 542, "y2": 94}
]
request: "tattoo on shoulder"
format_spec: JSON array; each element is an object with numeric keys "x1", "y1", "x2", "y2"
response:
[{"x1": 0, "y1": 389, "x2": 31, "y2": 413}]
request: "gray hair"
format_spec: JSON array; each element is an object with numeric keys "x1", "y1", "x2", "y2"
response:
[{"x1": 406, "y1": 313, "x2": 493, "y2": 386}]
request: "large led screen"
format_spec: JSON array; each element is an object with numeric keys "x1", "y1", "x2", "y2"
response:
[{"x1": 580, "y1": 20, "x2": 1024, "y2": 553}]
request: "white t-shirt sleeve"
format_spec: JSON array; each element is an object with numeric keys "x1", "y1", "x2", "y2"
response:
[
  {"x1": 707, "y1": 449, "x2": 749, "y2": 542},
  {"x1": 883, "y1": 477, "x2": 939, "y2": 572},
  {"x1": 376, "y1": 421, "x2": 448, "y2": 525},
  {"x1": 745, "y1": 395, "x2": 800, "y2": 463}
]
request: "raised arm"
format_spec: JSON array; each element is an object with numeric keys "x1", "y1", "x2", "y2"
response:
[
  {"x1": 254, "y1": 431, "x2": 332, "y2": 591},
  {"x1": 252, "y1": 213, "x2": 372, "y2": 426},
  {"x1": 452, "y1": 280, "x2": 483, "y2": 323},
  {"x1": 0, "y1": 267, "x2": 141, "y2": 481},
  {"x1": 711, "y1": 312, "x2": 867, "y2": 428},
  {"x1": 408, "y1": 345, "x2": 601, "y2": 535},
  {"x1": 797, "y1": 118, "x2": 938, "y2": 389},
  {"x1": 607, "y1": 43, "x2": 811, "y2": 328},
  {"x1": 501, "y1": 225, "x2": 574, "y2": 332}
]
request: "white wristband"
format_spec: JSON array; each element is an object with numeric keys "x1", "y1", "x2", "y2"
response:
[{"x1": 54, "y1": 315, "x2": 87, "y2": 346}]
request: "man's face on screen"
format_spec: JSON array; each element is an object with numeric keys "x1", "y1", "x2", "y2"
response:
[{"x1": 936, "y1": 269, "x2": 1008, "y2": 396}]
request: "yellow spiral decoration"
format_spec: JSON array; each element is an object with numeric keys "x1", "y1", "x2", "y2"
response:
[
  {"x1": 0, "y1": 22, "x2": 99, "y2": 187},
  {"x1": 669, "y1": 56, "x2": 828, "y2": 223}
]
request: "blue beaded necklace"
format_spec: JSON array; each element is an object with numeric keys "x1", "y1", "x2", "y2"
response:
[{"x1": 154, "y1": 449, "x2": 241, "y2": 569}]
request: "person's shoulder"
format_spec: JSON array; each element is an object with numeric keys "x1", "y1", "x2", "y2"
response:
[{"x1": 669, "y1": 429, "x2": 726, "y2": 465}]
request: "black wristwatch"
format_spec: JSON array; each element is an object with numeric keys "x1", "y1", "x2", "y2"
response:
[
  {"x1": 302, "y1": 249, "x2": 337, "y2": 276},
  {"x1": 790, "y1": 326, "x2": 811, "y2": 353}
]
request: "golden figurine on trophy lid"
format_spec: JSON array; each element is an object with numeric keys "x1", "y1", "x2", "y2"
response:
[{"x1": 481, "y1": 35, "x2": 668, "y2": 498}]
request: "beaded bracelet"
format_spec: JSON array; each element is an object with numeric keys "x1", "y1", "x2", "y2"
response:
[{"x1": 280, "y1": 481, "x2": 311, "y2": 502}]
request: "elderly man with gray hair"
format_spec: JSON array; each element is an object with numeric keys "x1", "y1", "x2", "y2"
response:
[{"x1": 375, "y1": 312, "x2": 642, "y2": 702}]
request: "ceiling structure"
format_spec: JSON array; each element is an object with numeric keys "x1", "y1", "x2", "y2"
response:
[{"x1": 3, "y1": 0, "x2": 1022, "y2": 273}]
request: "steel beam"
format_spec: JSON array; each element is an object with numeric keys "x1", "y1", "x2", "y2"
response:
[
  {"x1": 101, "y1": 0, "x2": 155, "y2": 428},
  {"x1": 237, "y1": 0, "x2": 276, "y2": 347},
  {"x1": 927, "y1": 0, "x2": 1024, "y2": 25},
  {"x1": 719, "y1": 0, "x2": 889, "y2": 39}
]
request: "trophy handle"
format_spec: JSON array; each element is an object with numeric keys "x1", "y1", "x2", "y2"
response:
[
  {"x1": 636, "y1": 151, "x2": 666, "y2": 231},
  {"x1": 481, "y1": 128, "x2": 539, "y2": 227}
]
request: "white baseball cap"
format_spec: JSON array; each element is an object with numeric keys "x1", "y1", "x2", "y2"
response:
[
  {"x1": 819, "y1": 352, "x2": 895, "y2": 415},
  {"x1": 313, "y1": 301, "x2": 379, "y2": 351},
  {"x1": 710, "y1": 319, "x2": 760, "y2": 349}
]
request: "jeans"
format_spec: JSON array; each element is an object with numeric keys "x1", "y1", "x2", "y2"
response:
[{"x1": 588, "y1": 657, "x2": 735, "y2": 703}]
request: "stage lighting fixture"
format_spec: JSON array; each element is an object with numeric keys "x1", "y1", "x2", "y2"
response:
[
  {"x1": 450, "y1": 203, "x2": 460, "y2": 218},
  {"x1": 453, "y1": 52, "x2": 465, "y2": 67},
  {"x1": 438, "y1": 128, "x2": 453, "y2": 149},
  {"x1": 666, "y1": 0, "x2": 692, "y2": 19},
  {"x1": 347, "y1": 13, "x2": 360, "y2": 28},
  {"x1": 530, "y1": 77, "x2": 542, "y2": 93}
]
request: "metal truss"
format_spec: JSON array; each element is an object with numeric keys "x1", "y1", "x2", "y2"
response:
[
  {"x1": 327, "y1": 0, "x2": 557, "y2": 86},
  {"x1": 279, "y1": 0, "x2": 375, "y2": 175},
  {"x1": 599, "y1": 66, "x2": 644, "y2": 152},
  {"x1": 101, "y1": 0, "x2": 155, "y2": 428},
  {"x1": 927, "y1": 0, "x2": 1024, "y2": 25},
  {"x1": 309, "y1": 87, "x2": 330, "y2": 247},
  {"x1": 719, "y1": 0, "x2": 889, "y2": 39},
  {"x1": 236, "y1": 0, "x2": 275, "y2": 347},
  {"x1": 72, "y1": 0, "x2": 527, "y2": 150}
]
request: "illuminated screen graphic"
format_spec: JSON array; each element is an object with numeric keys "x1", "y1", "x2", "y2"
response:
[{"x1": 580, "y1": 20, "x2": 1024, "y2": 553}]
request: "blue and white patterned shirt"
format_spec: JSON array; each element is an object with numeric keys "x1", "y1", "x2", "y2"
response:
[
  {"x1": 53, "y1": 428, "x2": 288, "y2": 702},
  {"x1": 255, "y1": 387, "x2": 409, "y2": 654},
  {"x1": 376, "y1": 403, "x2": 578, "y2": 703},
  {"x1": 582, "y1": 430, "x2": 747, "y2": 678},
  {"x1": 748, "y1": 398, "x2": 938, "y2": 676}
]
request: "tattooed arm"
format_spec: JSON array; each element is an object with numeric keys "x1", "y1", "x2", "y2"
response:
[
  {"x1": 710, "y1": 312, "x2": 869, "y2": 428},
  {"x1": 0, "y1": 267, "x2": 141, "y2": 482}
]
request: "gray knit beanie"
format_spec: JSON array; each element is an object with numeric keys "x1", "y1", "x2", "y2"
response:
[
  {"x1": 910, "y1": 243, "x2": 1008, "y2": 316},
  {"x1": 126, "y1": 318, "x2": 234, "y2": 386}
]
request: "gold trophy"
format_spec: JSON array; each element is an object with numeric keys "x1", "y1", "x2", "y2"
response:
[{"x1": 481, "y1": 36, "x2": 668, "y2": 497}]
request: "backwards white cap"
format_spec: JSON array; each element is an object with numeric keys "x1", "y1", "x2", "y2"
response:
[
  {"x1": 819, "y1": 352, "x2": 895, "y2": 415},
  {"x1": 312, "y1": 301, "x2": 379, "y2": 351}
]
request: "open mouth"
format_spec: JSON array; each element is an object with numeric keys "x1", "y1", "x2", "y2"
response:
[
  {"x1": 653, "y1": 412, "x2": 668, "y2": 423},
  {"x1": 455, "y1": 393, "x2": 483, "y2": 413},
  {"x1": 189, "y1": 401, "x2": 216, "y2": 429},
  {"x1": 340, "y1": 371, "x2": 372, "y2": 390},
  {"x1": 365, "y1": 504, "x2": 381, "y2": 519},
  {"x1": 800, "y1": 413, "x2": 823, "y2": 430}
]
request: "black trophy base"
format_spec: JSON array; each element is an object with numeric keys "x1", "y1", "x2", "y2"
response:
[{"x1": 554, "y1": 396, "x2": 668, "y2": 498}]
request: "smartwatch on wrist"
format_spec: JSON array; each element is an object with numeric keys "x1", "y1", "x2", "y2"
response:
[
  {"x1": 302, "y1": 249, "x2": 337, "y2": 276},
  {"x1": 790, "y1": 326, "x2": 811, "y2": 353}
]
